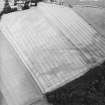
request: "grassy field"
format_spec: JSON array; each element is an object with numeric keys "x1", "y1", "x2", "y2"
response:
[
  {"x1": 73, "y1": 6, "x2": 105, "y2": 36},
  {"x1": 64, "y1": 0, "x2": 105, "y2": 7}
]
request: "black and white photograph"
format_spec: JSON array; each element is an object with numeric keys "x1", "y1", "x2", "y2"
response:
[{"x1": 0, "y1": 0, "x2": 105, "y2": 105}]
